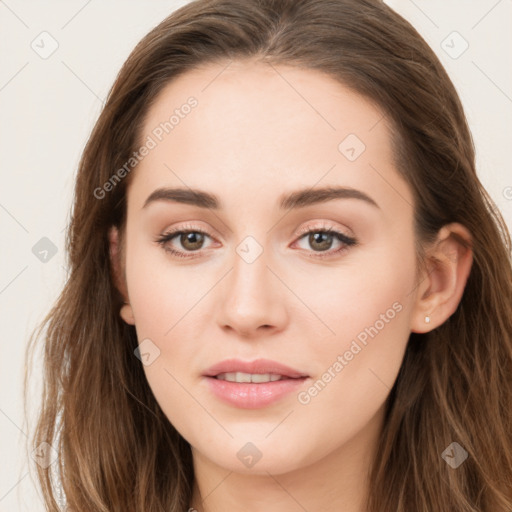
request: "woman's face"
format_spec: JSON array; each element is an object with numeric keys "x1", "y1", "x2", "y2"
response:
[{"x1": 117, "y1": 60, "x2": 423, "y2": 475}]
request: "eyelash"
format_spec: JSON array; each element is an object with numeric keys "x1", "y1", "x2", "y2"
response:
[{"x1": 155, "y1": 222, "x2": 358, "y2": 260}]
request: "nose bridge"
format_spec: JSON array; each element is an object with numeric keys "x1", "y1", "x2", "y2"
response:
[
  {"x1": 230, "y1": 234, "x2": 273, "y2": 306},
  {"x1": 217, "y1": 233, "x2": 287, "y2": 334}
]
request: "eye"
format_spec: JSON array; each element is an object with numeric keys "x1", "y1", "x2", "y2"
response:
[
  {"x1": 155, "y1": 223, "x2": 216, "y2": 259},
  {"x1": 292, "y1": 223, "x2": 357, "y2": 259},
  {"x1": 155, "y1": 222, "x2": 357, "y2": 260}
]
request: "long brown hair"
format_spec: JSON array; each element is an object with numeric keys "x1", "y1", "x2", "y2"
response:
[{"x1": 24, "y1": 0, "x2": 512, "y2": 510}]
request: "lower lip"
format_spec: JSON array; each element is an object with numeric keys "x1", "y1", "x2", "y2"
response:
[{"x1": 203, "y1": 376, "x2": 308, "y2": 409}]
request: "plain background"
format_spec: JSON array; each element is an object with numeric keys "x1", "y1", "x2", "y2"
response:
[{"x1": 1, "y1": 1, "x2": 511, "y2": 510}]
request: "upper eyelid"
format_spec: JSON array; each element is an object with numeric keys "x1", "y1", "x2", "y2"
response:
[
  {"x1": 294, "y1": 221, "x2": 352, "y2": 238},
  {"x1": 160, "y1": 220, "x2": 352, "y2": 239}
]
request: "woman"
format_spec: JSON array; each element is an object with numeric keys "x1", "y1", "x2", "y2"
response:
[{"x1": 25, "y1": 0, "x2": 512, "y2": 510}]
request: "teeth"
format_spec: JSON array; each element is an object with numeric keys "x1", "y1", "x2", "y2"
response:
[{"x1": 216, "y1": 372, "x2": 284, "y2": 383}]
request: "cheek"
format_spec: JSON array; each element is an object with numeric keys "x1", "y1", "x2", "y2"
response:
[
  {"x1": 287, "y1": 299, "x2": 412, "y2": 471},
  {"x1": 290, "y1": 244, "x2": 416, "y2": 434},
  {"x1": 290, "y1": 317, "x2": 410, "y2": 474},
  {"x1": 294, "y1": 237, "x2": 416, "y2": 349},
  {"x1": 124, "y1": 231, "x2": 210, "y2": 339}
]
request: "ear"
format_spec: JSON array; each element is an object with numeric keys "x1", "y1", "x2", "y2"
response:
[
  {"x1": 410, "y1": 223, "x2": 473, "y2": 333},
  {"x1": 108, "y1": 226, "x2": 135, "y2": 325}
]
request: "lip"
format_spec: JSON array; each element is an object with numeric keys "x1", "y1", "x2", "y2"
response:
[
  {"x1": 202, "y1": 358, "x2": 309, "y2": 379},
  {"x1": 202, "y1": 358, "x2": 309, "y2": 409}
]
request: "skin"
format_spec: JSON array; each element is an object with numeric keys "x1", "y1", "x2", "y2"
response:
[{"x1": 109, "y1": 59, "x2": 473, "y2": 512}]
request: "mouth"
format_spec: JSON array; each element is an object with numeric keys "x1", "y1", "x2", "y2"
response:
[{"x1": 201, "y1": 359, "x2": 309, "y2": 409}]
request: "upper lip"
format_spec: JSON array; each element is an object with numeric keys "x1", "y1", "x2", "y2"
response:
[{"x1": 203, "y1": 358, "x2": 309, "y2": 379}]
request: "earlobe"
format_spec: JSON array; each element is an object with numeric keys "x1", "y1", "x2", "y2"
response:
[
  {"x1": 410, "y1": 223, "x2": 473, "y2": 333},
  {"x1": 120, "y1": 302, "x2": 135, "y2": 325}
]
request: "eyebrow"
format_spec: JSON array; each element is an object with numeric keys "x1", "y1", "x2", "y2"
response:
[{"x1": 142, "y1": 185, "x2": 379, "y2": 210}]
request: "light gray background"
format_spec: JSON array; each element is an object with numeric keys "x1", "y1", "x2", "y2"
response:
[{"x1": 1, "y1": 1, "x2": 511, "y2": 510}]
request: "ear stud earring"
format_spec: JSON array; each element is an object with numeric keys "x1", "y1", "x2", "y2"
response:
[{"x1": 425, "y1": 315, "x2": 431, "y2": 324}]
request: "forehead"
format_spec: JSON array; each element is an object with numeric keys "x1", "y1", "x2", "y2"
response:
[
  {"x1": 128, "y1": 59, "x2": 411, "y2": 215},
  {"x1": 141, "y1": 58, "x2": 389, "y2": 149}
]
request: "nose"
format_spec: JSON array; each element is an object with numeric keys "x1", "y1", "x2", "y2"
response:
[{"x1": 217, "y1": 245, "x2": 289, "y2": 338}]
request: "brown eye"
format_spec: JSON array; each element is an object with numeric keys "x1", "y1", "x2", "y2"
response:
[
  {"x1": 293, "y1": 227, "x2": 357, "y2": 259},
  {"x1": 179, "y1": 232, "x2": 205, "y2": 251},
  {"x1": 308, "y1": 232, "x2": 335, "y2": 251},
  {"x1": 155, "y1": 228, "x2": 214, "y2": 258}
]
